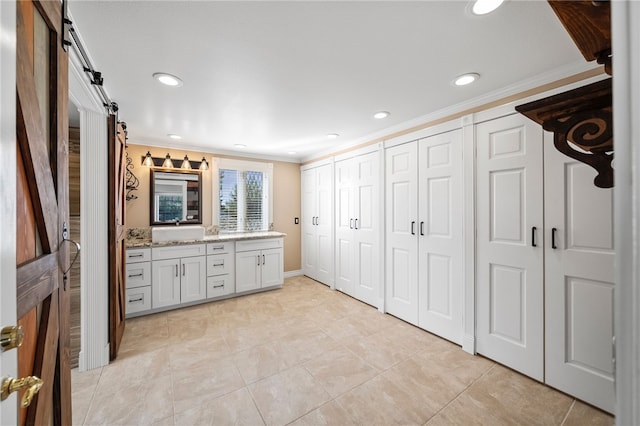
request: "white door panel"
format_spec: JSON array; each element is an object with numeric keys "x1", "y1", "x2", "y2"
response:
[
  {"x1": 476, "y1": 114, "x2": 544, "y2": 381},
  {"x1": 545, "y1": 142, "x2": 615, "y2": 413},
  {"x1": 418, "y1": 130, "x2": 464, "y2": 344},
  {"x1": 335, "y1": 159, "x2": 354, "y2": 295},
  {"x1": 386, "y1": 143, "x2": 419, "y2": 323}
]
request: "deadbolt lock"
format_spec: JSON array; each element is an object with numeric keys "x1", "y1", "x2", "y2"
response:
[
  {"x1": 1, "y1": 376, "x2": 43, "y2": 408},
  {"x1": 0, "y1": 326, "x2": 24, "y2": 352}
]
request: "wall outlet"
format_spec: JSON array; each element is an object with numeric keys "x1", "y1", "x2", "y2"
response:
[{"x1": 294, "y1": 217, "x2": 299, "y2": 224}]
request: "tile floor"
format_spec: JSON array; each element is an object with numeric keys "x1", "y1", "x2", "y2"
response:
[{"x1": 72, "y1": 276, "x2": 614, "y2": 425}]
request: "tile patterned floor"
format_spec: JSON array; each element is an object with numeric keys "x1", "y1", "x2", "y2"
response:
[{"x1": 72, "y1": 276, "x2": 614, "y2": 425}]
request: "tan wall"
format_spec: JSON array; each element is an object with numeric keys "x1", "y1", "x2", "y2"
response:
[{"x1": 125, "y1": 143, "x2": 301, "y2": 272}]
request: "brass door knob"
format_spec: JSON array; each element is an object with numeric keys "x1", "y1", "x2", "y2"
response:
[
  {"x1": 0, "y1": 326, "x2": 24, "y2": 352},
  {"x1": 1, "y1": 376, "x2": 43, "y2": 408}
]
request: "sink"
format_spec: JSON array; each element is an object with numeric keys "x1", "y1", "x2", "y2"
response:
[{"x1": 152, "y1": 225, "x2": 205, "y2": 242}]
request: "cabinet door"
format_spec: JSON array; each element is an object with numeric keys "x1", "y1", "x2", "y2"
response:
[
  {"x1": 315, "y1": 164, "x2": 334, "y2": 285},
  {"x1": 335, "y1": 158, "x2": 355, "y2": 296},
  {"x1": 417, "y1": 129, "x2": 463, "y2": 344},
  {"x1": 544, "y1": 136, "x2": 615, "y2": 413},
  {"x1": 236, "y1": 250, "x2": 261, "y2": 292},
  {"x1": 180, "y1": 256, "x2": 207, "y2": 303},
  {"x1": 152, "y1": 259, "x2": 181, "y2": 308},
  {"x1": 476, "y1": 114, "x2": 544, "y2": 381},
  {"x1": 261, "y1": 248, "x2": 284, "y2": 288},
  {"x1": 354, "y1": 151, "x2": 380, "y2": 307},
  {"x1": 385, "y1": 142, "x2": 419, "y2": 324}
]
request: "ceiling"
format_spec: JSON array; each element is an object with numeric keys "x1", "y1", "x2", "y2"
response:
[{"x1": 67, "y1": 0, "x2": 591, "y2": 162}]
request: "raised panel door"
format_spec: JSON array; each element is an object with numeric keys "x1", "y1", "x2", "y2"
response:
[
  {"x1": 544, "y1": 139, "x2": 615, "y2": 413},
  {"x1": 335, "y1": 158, "x2": 355, "y2": 296},
  {"x1": 385, "y1": 142, "x2": 419, "y2": 323},
  {"x1": 476, "y1": 114, "x2": 544, "y2": 381},
  {"x1": 315, "y1": 164, "x2": 334, "y2": 285},
  {"x1": 417, "y1": 129, "x2": 463, "y2": 344},
  {"x1": 152, "y1": 259, "x2": 181, "y2": 308},
  {"x1": 354, "y1": 152, "x2": 380, "y2": 307},
  {"x1": 301, "y1": 168, "x2": 317, "y2": 278},
  {"x1": 180, "y1": 256, "x2": 206, "y2": 304}
]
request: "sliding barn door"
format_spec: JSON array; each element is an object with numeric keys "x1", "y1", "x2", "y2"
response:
[
  {"x1": 108, "y1": 117, "x2": 127, "y2": 360},
  {"x1": 15, "y1": 0, "x2": 71, "y2": 424}
]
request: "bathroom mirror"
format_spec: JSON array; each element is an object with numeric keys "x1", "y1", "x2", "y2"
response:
[{"x1": 150, "y1": 169, "x2": 202, "y2": 225}]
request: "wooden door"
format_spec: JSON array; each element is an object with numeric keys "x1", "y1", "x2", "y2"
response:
[
  {"x1": 334, "y1": 158, "x2": 355, "y2": 296},
  {"x1": 385, "y1": 142, "x2": 418, "y2": 323},
  {"x1": 353, "y1": 151, "x2": 379, "y2": 308},
  {"x1": 417, "y1": 129, "x2": 464, "y2": 344},
  {"x1": 544, "y1": 134, "x2": 615, "y2": 413},
  {"x1": 15, "y1": 0, "x2": 71, "y2": 424},
  {"x1": 476, "y1": 114, "x2": 544, "y2": 381},
  {"x1": 108, "y1": 117, "x2": 126, "y2": 360},
  {"x1": 315, "y1": 164, "x2": 334, "y2": 285}
]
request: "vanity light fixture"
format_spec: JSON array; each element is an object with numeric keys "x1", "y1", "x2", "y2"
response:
[
  {"x1": 142, "y1": 151, "x2": 153, "y2": 167},
  {"x1": 471, "y1": 0, "x2": 504, "y2": 15},
  {"x1": 152, "y1": 72, "x2": 183, "y2": 87},
  {"x1": 181, "y1": 155, "x2": 192, "y2": 169},
  {"x1": 162, "y1": 153, "x2": 173, "y2": 168},
  {"x1": 199, "y1": 157, "x2": 209, "y2": 171},
  {"x1": 453, "y1": 73, "x2": 480, "y2": 86},
  {"x1": 373, "y1": 111, "x2": 390, "y2": 119},
  {"x1": 168, "y1": 134, "x2": 182, "y2": 140},
  {"x1": 327, "y1": 133, "x2": 340, "y2": 139}
]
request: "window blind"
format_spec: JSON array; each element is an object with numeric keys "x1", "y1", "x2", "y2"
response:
[{"x1": 219, "y1": 168, "x2": 266, "y2": 231}]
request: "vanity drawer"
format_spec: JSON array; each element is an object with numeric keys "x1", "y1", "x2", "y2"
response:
[
  {"x1": 126, "y1": 248, "x2": 151, "y2": 263},
  {"x1": 206, "y1": 242, "x2": 234, "y2": 255},
  {"x1": 126, "y1": 286, "x2": 151, "y2": 315},
  {"x1": 207, "y1": 253, "x2": 234, "y2": 276},
  {"x1": 235, "y1": 238, "x2": 283, "y2": 252},
  {"x1": 126, "y1": 262, "x2": 151, "y2": 289},
  {"x1": 152, "y1": 244, "x2": 206, "y2": 260},
  {"x1": 207, "y1": 275, "x2": 234, "y2": 298}
]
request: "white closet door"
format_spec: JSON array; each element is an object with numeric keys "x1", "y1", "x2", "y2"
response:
[
  {"x1": 544, "y1": 140, "x2": 615, "y2": 413},
  {"x1": 476, "y1": 114, "x2": 544, "y2": 381},
  {"x1": 354, "y1": 151, "x2": 380, "y2": 307},
  {"x1": 315, "y1": 164, "x2": 334, "y2": 285},
  {"x1": 335, "y1": 158, "x2": 355, "y2": 296},
  {"x1": 385, "y1": 142, "x2": 419, "y2": 323},
  {"x1": 301, "y1": 168, "x2": 318, "y2": 279},
  {"x1": 417, "y1": 129, "x2": 463, "y2": 344}
]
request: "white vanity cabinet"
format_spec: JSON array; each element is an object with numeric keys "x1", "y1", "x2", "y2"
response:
[
  {"x1": 151, "y1": 244, "x2": 206, "y2": 309},
  {"x1": 206, "y1": 242, "x2": 235, "y2": 298},
  {"x1": 125, "y1": 248, "x2": 152, "y2": 316},
  {"x1": 235, "y1": 238, "x2": 283, "y2": 293}
]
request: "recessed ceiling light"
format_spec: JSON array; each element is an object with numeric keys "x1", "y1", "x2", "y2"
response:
[
  {"x1": 327, "y1": 133, "x2": 340, "y2": 139},
  {"x1": 168, "y1": 134, "x2": 182, "y2": 140},
  {"x1": 453, "y1": 73, "x2": 480, "y2": 86},
  {"x1": 471, "y1": 0, "x2": 504, "y2": 15},
  {"x1": 153, "y1": 72, "x2": 183, "y2": 87},
  {"x1": 234, "y1": 144, "x2": 246, "y2": 149},
  {"x1": 288, "y1": 151, "x2": 297, "y2": 155},
  {"x1": 374, "y1": 111, "x2": 390, "y2": 119}
]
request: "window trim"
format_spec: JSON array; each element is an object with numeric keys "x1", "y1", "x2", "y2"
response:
[{"x1": 212, "y1": 157, "x2": 273, "y2": 232}]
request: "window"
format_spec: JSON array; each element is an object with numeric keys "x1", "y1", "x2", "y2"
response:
[{"x1": 214, "y1": 158, "x2": 273, "y2": 232}]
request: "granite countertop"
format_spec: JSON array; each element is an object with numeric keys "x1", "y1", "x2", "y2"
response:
[{"x1": 126, "y1": 231, "x2": 287, "y2": 248}]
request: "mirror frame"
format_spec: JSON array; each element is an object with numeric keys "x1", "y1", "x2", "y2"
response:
[{"x1": 150, "y1": 169, "x2": 203, "y2": 225}]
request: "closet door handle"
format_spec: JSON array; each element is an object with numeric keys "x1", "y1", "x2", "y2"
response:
[
  {"x1": 316, "y1": 216, "x2": 320, "y2": 225},
  {"x1": 552, "y1": 227, "x2": 558, "y2": 249},
  {"x1": 355, "y1": 219, "x2": 358, "y2": 230},
  {"x1": 532, "y1": 227, "x2": 537, "y2": 247},
  {"x1": 420, "y1": 221, "x2": 424, "y2": 236},
  {"x1": 349, "y1": 219, "x2": 353, "y2": 229},
  {"x1": 411, "y1": 221, "x2": 416, "y2": 235},
  {"x1": 263, "y1": 254, "x2": 265, "y2": 265}
]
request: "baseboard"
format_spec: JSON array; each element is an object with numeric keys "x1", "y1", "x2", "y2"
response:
[
  {"x1": 284, "y1": 269, "x2": 303, "y2": 279},
  {"x1": 462, "y1": 334, "x2": 475, "y2": 355}
]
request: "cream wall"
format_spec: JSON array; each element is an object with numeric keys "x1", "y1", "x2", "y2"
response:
[{"x1": 125, "y1": 143, "x2": 301, "y2": 272}]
